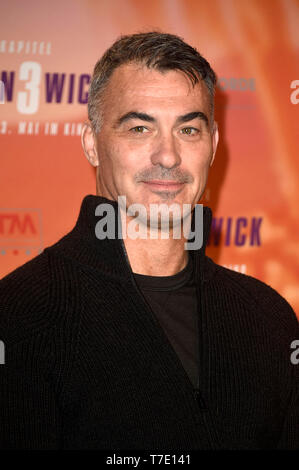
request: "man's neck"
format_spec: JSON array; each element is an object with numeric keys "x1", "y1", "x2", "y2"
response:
[
  {"x1": 95, "y1": 191, "x2": 192, "y2": 276},
  {"x1": 123, "y1": 235, "x2": 189, "y2": 276}
]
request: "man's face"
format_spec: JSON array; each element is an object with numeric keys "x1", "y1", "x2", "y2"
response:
[{"x1": 83, "y1": 63, "x2": 218, "y2": 221}]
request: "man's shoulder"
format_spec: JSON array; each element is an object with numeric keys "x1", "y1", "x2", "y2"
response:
[
  {"x1": 0, "y1": 252, "x2": 49, "y2": 339},
  {"x1": 0, "y1": 228, "x2": 76, "y2": 289},
  {"x1": 0, "y1": 241, "x2": 78, "y2": 342},
  {"x1": 207, "y1": 257, "x2": 298, "y2": 330},
  {"x1": 0, "y1": 250, "x2": 50, "y2": 291}
]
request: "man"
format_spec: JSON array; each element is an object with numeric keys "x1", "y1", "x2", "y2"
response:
[{"x1": 0, "y1": 32, "x2": 298, "y2": 450}]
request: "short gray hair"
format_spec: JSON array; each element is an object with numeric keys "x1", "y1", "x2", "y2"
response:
[{"x1": 88, "y1": 31, "x2": 217, "y2": 133}]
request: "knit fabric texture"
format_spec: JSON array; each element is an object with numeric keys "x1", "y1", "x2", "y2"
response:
[{"x1": 0, "y1": 194, "x2": 298, "y2": 450}]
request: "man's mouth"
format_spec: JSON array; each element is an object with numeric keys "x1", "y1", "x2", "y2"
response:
[{"x1": 142, "y1": 180, "x2": 185, "y2": 191}]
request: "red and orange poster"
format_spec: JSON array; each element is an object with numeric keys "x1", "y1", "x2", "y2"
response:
[{"x1": 1, "y1": 0, "x2": 298, "y2": 316}]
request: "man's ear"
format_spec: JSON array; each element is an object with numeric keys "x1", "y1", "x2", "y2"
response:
[
  {"x1": 210, "y1": 120, "x2": 219, "y2": 167},
  {"x1": 81, "y1": 121, "x2": 99, "y2": 167}
]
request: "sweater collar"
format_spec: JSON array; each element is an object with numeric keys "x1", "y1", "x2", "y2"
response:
[{"x1": 53, "y1": 194, "x2": 213, "y2": 282}]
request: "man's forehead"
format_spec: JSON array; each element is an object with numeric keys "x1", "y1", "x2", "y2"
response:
[
  {"x1": 105, "y1": 63, "x2": 209, "y2": 104},
  {"x1": 100, "y1": 66, "x2": 211, "y2": 127}
]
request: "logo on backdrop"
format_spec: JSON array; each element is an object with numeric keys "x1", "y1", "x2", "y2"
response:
[
  {"x1": 207, "y1": 216, "x2": 262, "y2": 247},
  {"x1": 0, "y1": 209, "x2": 43, "y2": 256},
  {"x1": 0, "y1": 39, "x2": 88, "y2": 136},
  {"x1": 0, "y1": 39, "x2": 258, "y2": 136}
]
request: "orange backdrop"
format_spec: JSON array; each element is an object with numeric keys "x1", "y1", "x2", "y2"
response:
[{"x1": 1, "y1": 0, "x2": 298, "y2": 316}]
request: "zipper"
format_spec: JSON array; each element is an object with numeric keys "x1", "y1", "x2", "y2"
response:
[
  {"x1": 119, "y1": 237, "x2": 197, "y2": 390},
  {"x1": 119, "y1": 235, "x2": 222, "y2": 449},
  {"x1": 195, "y1": 278, "x2": 223, "y2": 449}
]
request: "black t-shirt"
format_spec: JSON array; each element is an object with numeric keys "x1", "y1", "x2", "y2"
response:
[{"x1": 133, "y1": 254, "x2": 199, "y2": 388}]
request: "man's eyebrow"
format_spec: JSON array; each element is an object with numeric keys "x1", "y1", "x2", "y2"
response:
[
  {"x1": 176, "y1": 111, "x2": 209, "y2": 127},
  {"x1": 114, "y1": 110, "x2": 209, "y2": 128},
  {"x1": 115, "y1": 111, "x2": 156, "y2": 127}
]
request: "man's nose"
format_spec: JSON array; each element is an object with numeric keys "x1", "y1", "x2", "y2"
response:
[{"x1": 150, "y1": 133, "x2": 181, "y2": 169}]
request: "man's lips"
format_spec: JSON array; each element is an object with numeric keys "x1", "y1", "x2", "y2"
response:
[{"x1": 142, "y1": 180, "x2": 185, "y2": 191}]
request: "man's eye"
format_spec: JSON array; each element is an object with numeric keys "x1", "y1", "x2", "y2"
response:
[
  {"x1": 181, "y1": 127, "x2": 198, "y2": 135},
  {"x1": 130, "y1": 126, "x2": 147, "y2": 133}
]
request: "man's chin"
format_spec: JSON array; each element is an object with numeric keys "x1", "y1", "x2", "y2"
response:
[{"x1": 133, "y1": 205, "x2": 192, "y2": 233}]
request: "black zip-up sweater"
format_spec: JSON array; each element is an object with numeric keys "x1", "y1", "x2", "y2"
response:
[{"x1": 0, "y1": 195, "x2": 298, "y2": 450}]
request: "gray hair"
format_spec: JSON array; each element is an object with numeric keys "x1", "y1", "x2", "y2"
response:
[{"x1": 88, "y1": 31, "x2": 217, "y2": 133}]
